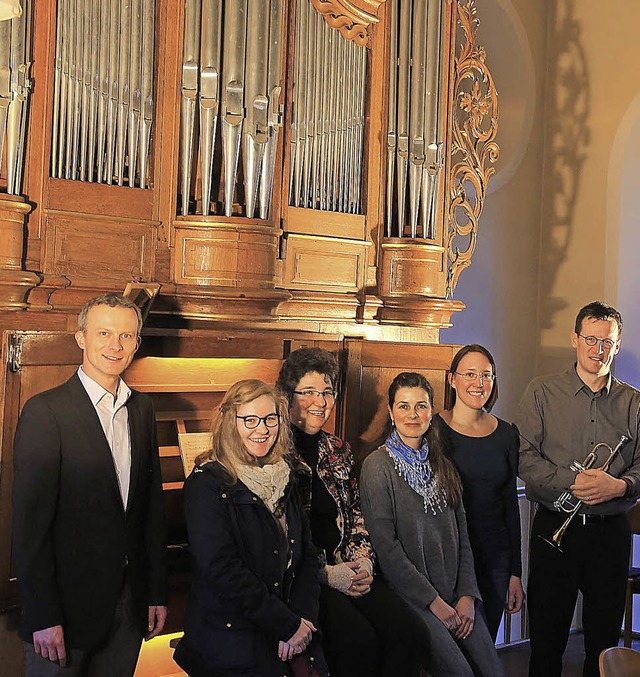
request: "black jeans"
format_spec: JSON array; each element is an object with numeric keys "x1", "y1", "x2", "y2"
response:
[
  {"x1": 472, "y1": 533, "x2": 511, "y2": 642},
  {"x1": 318, "y1": 579, "x2": 427, "y2": 677},
  {"x1": 528, "y1": 507, "x2": 630, "y2": 677}
]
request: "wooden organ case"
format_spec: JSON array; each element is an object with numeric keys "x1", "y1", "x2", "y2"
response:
[{"x1": 0, "y1": 0, "x2": 498, "y2": 625}]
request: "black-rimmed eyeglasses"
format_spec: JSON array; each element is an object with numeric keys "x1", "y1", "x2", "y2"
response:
[{"x1": 236, "y1": 414, "x2": 280, "y2": 429}]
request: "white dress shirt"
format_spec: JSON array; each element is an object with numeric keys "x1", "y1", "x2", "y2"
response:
[{"x1": 78, "y1": 366, "x2": 132, "y2": 508}]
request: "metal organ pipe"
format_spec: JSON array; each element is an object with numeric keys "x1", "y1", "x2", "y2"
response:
[
  {"x1": 0, "y1": 0, "x2": 31, "y2": 196},
  {"x1": 386, "y1": 0, "x2": 445, "y2": 239},
  {"x1": 289, "y1": 0, "x2": 367, "y2": 215},
  {"x1": 50, "y1": 0, "x2": 157, "y2": 189},
  {"x1": 177, "y1": 0, "x2": 285, "y2": 219}
]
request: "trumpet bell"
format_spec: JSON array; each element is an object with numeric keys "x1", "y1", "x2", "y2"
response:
[{"x1": 539, "y1": 532, "x2": 564, "y2": 553}]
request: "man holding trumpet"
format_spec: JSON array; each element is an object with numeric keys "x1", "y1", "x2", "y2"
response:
[{"x1": 517, "y1": 301, "x2": 640, "y2": 677}]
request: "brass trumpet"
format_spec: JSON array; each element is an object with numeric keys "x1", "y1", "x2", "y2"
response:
[{"x1": 541, "y1": 434, "x2": 630, "y2": 552}]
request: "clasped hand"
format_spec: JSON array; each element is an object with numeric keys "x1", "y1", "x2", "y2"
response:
[
  {"x1": 344, "y1": 560, "x2": 373, "y2": 598},
  {"x1": 278, "y1": 618, "x2": 317, "y2": 661},
  {"x1": 570, "y1": 469, "x2": 626, "y2": 505},
  {"x1": 429, "y1": 595, "x2": 475, "y2": 640}
]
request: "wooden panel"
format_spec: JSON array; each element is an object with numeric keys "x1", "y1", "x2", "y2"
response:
[
  {"x1": 343, "y1": 339, "x2": 459, "y2": 460},
  {"x1": 124, "y1": 357, "x2": 284, "y2": 392},
  {"x1": 43, "y1": 214, "x2": 156, "y2": 282},
  {"x1": 357, "y1": 340, "x2": 458, "y2": 370},
  {"x1": 142, "y1": 331, "x2": 290, "y2": 359},
  {"x1": 47, "y1": 179, "x2": 154, "y2": 220},
  {"x1": 284, "y1": 206, "x2": 366, "y2": 241},
  {"x1": 19, "y1": 365, "x2": 78, "y2": 407},
  {"x1": 12, "y1": 332, "x2": 79, "y2": 366},
  {"x1": 379, "y1": 242, "x2": 446, "y2": 297},
  {"x1": 282, "y1": 235, "x2": 368, "y2": 292},
  {"x1": 0, "y1": 335, "x2": 21, "y2": 607},
  {"x1": 173, "y1": 225, "x2": 278, "y2": 287}
]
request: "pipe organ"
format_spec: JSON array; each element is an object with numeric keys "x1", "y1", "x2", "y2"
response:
[
  {"x1": 0, "y1": 0, "x2": 501, "y2": 633},
  {"x1": 0, "y1": 0, "x2": 498, "y2": 333}
]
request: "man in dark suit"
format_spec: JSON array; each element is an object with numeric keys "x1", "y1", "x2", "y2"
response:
[{"x1": 13, "y1": 293, "x2": 167, "y2": 676}]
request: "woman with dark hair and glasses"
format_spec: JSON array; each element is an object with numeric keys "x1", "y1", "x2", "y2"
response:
[
  {"x1": 277, "y1": 348, "x2": 424, "y2": 677},
  {"x1": 174, "y1": 379, "x2": 328, "y2": 676},
  {"x1": 360, "y1": 372, "x2": 504, "y2": 676},
  {"x1": 431, "y1": 344, "x2": 523, "y2": 641}
]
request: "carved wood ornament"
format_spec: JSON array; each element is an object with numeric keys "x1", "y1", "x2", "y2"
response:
[
  {"x1": 446, "y1": 0, "x2": 499, "y2": 297},
  {"x1": 310, "y1": 0, "x2": 387, "y2": 46}
]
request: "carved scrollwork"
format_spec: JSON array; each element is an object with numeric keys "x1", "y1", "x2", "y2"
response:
[
  {"x1": 446, "y1": 0, "x2": 499, "y2": 297},
  {"x1": 310, "y1": 0, "x2": 387, "y2": 47}
]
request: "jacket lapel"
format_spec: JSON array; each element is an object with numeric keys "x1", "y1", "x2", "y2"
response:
[
  {"x1": 67, "y1": 374, "x2": 124, "y2": 509},
  {"x1": 126, "y1": 392, "x2": 142, "y2": 512}
]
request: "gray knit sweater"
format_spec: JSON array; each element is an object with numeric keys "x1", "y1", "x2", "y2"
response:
[{"x1": 360, "y1": 446, "x2": 480, "y2": 610}]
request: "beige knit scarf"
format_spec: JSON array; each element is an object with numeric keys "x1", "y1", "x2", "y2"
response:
[{"x1": 236, "y1": 459, "x2": 290, "y2": 514}]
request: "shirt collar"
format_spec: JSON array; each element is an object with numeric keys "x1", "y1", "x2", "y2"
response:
[
  {"x1": 77, "y1": 366, "x2": 131, "y2": 408},
  {"x1": 568, "y1": 363, "x2": 612, "y2": 397}
]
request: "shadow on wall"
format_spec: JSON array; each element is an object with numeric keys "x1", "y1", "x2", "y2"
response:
[{"x1": 538, "y1": 0, "x2": 590, "y2": 332}]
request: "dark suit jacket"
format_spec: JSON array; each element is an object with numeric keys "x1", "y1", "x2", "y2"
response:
[{"x1": 12, "y1": 373, "x2": 167, "y2": 650}]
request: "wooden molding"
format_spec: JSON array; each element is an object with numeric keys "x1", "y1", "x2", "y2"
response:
[
  {"x1": 0, "y1": 194, "x2": 39, "y2": 310},
  {"x1": 378, "y1": 241, "x2": 447, "y2": 300},
  {"x1": 310, "y1": 0, "x2": 387, "y2": 47},
  {"x1": 446, "y1": 0, "x2": 499, "y2": 297},
  {"x1": 377, "y1": 296, "x2": 465, "y2": 328},
  {"x1": 0, "y1": 194, "x2": 31, "y2": 269},
  {"x1": 172, "y1": 221, "x2": 281, "y2": 289}
]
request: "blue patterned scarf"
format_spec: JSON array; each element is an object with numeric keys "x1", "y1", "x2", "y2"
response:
[{"x1": 385, "y1": 428, "x2": 446, "y2": 515}]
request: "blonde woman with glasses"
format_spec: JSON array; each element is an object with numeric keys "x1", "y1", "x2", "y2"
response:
[
  {"x1": 174, "y1": 379, "x2": 328, "y2": 677},
  {"x1": 432, "y1": 344, "x2": 524, "y2": 642}
]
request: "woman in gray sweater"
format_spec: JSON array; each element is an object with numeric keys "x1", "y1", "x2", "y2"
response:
[{"x1": 360, "y1": 372, "x2": 504, "y2": 677}]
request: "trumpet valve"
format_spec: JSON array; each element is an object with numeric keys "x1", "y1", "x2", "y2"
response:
[{"x1": 569, "y1": 460, "x2": 588, "y2": 474}]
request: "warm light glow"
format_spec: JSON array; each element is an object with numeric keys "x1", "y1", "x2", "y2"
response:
[
  {"x1": 0, "y1": 0, "x2": 22, "y2": 20},
  {"x1": 135, "y1": 632, "x2": 186, "y2": 677}
]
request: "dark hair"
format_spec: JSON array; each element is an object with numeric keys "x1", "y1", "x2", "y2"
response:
[
  {"x1": 388, "y1": 372, "x2": 462, "y2": 506},
  {"x1": 77, "y1": 293, "x2": 143, "y2": 335},
  {"x1": 276, "y1": 347, "x2": 339, "y2": 402},
  {"x1": 444, "y1": 344, "x2": 498, "y2": 412},
  {"x1": 575, "y1": 301, "x2": 623, "y2": 336}
]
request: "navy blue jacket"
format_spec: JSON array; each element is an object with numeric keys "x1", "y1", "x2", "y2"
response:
[{"x1": 174, "y1": 460, "x2": 327, "y2": 676}]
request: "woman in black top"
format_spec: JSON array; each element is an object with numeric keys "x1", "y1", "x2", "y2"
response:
[
  {"x1": 174, "y1": 379, "x2": 328, "y2": 676},
  {"x1": 277, "y1": 348, "x2": 424, "y2": 677},
  {"x1": 432, "y1": 344, "x2": 524, "y2": 641}
]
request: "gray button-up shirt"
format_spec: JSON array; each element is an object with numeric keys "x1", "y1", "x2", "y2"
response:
[{"x1": 516, "y1": 365, "x2": 640, "y2": 514}]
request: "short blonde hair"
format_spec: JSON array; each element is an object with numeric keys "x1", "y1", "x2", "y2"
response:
[
  {"x1": 197, "y1": 379, "x2": 293, "y2": 483},
  {"x1": 77, "y1": 293, "x2": 143, "y2": 335}
]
